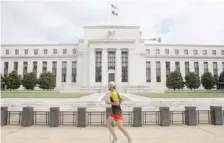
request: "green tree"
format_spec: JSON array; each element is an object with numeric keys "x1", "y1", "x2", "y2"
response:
[
  {"x1": 166, "y1": 70, "x2": 184, "y2": 90},
  {"x1": 4, "y1": 71, "x2": 21, "y2": 90},
  {"x1": 22, "y1": 72, "x2": 37, "y2": 90},
  {"x1": 185, "y1": 72, "x2": 200, "y2": 90},
  {"x1": 201, "y1": 72, "x2": 215, "y2": 90},
  {"x1": 218, "y1": 71, "x2": 224, "y2": 89},
  {"x1": 38, "y1": 72, "x2": 56, "y2": 90}
]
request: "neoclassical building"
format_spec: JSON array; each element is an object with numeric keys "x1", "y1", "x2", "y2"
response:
[{"x1": 1, "y1": 25, "x2": 224, "y2": 93}]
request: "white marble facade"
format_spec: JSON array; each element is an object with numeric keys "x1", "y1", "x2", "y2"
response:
[{"x1": 1, "y1": 25, "x2": 224, "y2": 93}]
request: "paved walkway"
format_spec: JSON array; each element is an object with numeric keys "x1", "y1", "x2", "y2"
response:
[{"x1": 1, "y1": 125, "x2": 224, "y2": 143}]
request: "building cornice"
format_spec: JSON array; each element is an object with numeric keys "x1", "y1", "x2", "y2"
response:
[
  {"x1": 1, "y1": 55, "x2": 79, "y2": 59},
  {"x1": 83, "y1": 25, "x2": 140, "y2": 29},
  {"x1": 145, "y1": 44, "x2": 224, "y2": 48},
  {"x1": 1, "y1": 44, "x2": 78, "y2": 47},
  {"x1": 88, "y1": 39, "x2": 136, "y2": 44},
  {"x1": 146, "y1": 55, "x2": 224, "y2": 59}
]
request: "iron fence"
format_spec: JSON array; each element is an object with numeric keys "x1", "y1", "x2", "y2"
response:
[{"x1": 5, "y1": 109, "x2": 224, "y2": 126}]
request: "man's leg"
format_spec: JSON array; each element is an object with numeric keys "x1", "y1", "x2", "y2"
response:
[
  {"x1": 117, "y1": 120, "x2": 132, "y2": 142},
  {"x1": 107, "y1": 116, "x2": 118, "y2": 142}
]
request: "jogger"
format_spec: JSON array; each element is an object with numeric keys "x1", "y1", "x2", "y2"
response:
[{"x1": 106, "y1": 81, "x2": 132, "y2": 143}]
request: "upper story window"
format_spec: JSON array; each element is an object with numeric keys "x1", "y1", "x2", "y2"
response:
[
  {"x1": 156, "y1": 49, "x2": 160, "y2": 54},
  {"x1": 203, "y1": 50, "x2": 207, "y2": 55},
  {"x1": 5, "y1": 49, "x2": 9, "y2": 55},
  {"x1": 63, "y1": 49, "x2": 67, "y2": 54},
  {"x1": 184, "y1": 49, "x2": 188, "y2": 55},
  {"x1": 15, "y1": 49, "x2": 19, "y2": 55},
  {"x1": 212, "y1": 50, "x2": 216, "y2": 55},
  {"x1": 165, "y1": 49, "x2": 169, "y2": 54},
  {"x1": 193, "y1": 49, "x2": 198, "y2": 55},
  {"x1": 73, "y1": 49, "x2": 77, "y2": 54},
  {"x1": 175, "y1": 49, "x2": 179, "y2": 55},
  {"x1": 44, "y1": 49, "x2": 48, "y2": 54},
  {"x1": 146, "y1": 49, "x2": 150, "y2": 54},
  {"x1": 34, "y1": 49, "x2": 38, "y2": 55},
  {"x1": 24, "y1": 49, "x2": 28, "y2": 55},
  {"x1": 222, "y1": 50, "x2": 224, "y2": 55},
  {"x1": 53, "y1": 49, "x2": 57, "y2": 54}
]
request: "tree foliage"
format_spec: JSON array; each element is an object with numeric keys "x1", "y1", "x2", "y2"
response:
[
  {"x1": 166, "y1": 70, "x2": 184, "y2": 90},
  {"x1": 22, "y1": 72, "x2": 37, "y2": 90},
  {"x1": 38, "y1": 72, "x2": 56, "y2": 90},
  {"x1": 185, "y1": 72, "x2": 200, "y2": 90},
  {"x1": 201, "y1": 72, "x2": 215, "y2": 90}
]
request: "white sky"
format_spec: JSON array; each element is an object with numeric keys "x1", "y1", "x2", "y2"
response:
[{"x1": 1, "y1": 0, "x2": 224, "y2": 45}]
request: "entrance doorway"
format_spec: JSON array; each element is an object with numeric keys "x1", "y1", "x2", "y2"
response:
[{"x1": 108, "y1": 73, "x2": 115, "y2": 82}]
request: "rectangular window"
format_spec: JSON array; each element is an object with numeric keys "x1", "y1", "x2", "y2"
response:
[
  {"x1": 23, "y1": 62, "x2": 28, "y2": 76},
  {"x1": 52, "y1": 61, "x2": 57, "y2": 76},
  {"x1": 34, "y1": 49, "x2": 38, "y2": 55},
  {"x1": 4, "y1": 62, "x2": 9, "y2": 76},
  {"x1": 185, "y1": 62, "x2": 190, "y2": 75},
  {"x1": 175, "y1": 62, "x2": 180, "y2": 72},
  {"x1": 14, "y1": 62, "x2": 18, "y2": 73},
  {"x1": 63, "y1": 49, "x2": 67, "y2": 54},
  {"x1": 156, "y1": 49, "x2": 160, "y2": 54},
  {"x1": 24, "y1": 49, "x2": 28, "y2": 55},
  {"x1": 33, "y1": 61, "x2": 38, "y2": 74},
  {"x1": 166, "y1": 61, "x2": 170, "y2": 78},
  {"x1": 146, "y1": 49, "x2": 150, "y2": 54},
  {"x1": 42, "y1": 61, "x2": 47, "y2": 73},
  {"x1": 165, "y1": 49, "x2": 169, "y2": 55},
  {"x1": 222, "y1": 50, "x2": 224, "y2": 55},
  {"x1": 73, "y1": 49, "x2": 77, "y2": 54},
  {"x1": 146, "y1": 61, "x2": 151, "y2": 82},
  {"x1": 156, "y1": 62, "x2": 161, "y2": 82},
  {"x1": 53, "y1": 49, "x2": 57, "y2": 54},
  {"x1": 5, "y1": 50, "x2": 9, "y2": 55},
  {"x1": 193, "y1": 49, "x2": 198, "y2": 55},
  {"x1": 72, "y1": 61, "x2": 77, "y2": 82},
  {"x1": 62, "y1": 61, "x2": 67, "y2": 82},
  {"x1": 194, "y1": 62, "x2": 199, "y2": 76},
  {"x1": 175, "y1": 49, "x2": 179, "y2": 54},
  {"x1": 44, "y1": 49, "x2": 48, "y2": 54},
  {"x1": 204, "y1": 62, "x2": 208, "y2": 73},
  {"x1": 184, "y1": 49, "x2": 188, "y2": 55},
  {"x1": 108, "y1": 51, "x2": 116, "y2": 70},
  {"x1": 212, "y1": 50, "x2": 216, "y2": 55},
  {"x1": 95, "y1": 51, "x2": 102, "y2": 82},
  {"x1": 15, "y1": 49, "x2": 19, "y2": 55},
  {"x1": 121, "y1": 51, "x2": 128, "y2": 82},
  {"x1": 203, "y1": 50, "x2": 207, "y2": 55},
  {"x1": 213, "y1": 62, "x2": 218, "y2": 79}
]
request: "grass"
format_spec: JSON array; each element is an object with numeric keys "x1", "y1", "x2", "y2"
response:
[
  {"x1": 1, "y1": 91, "x2": 89, "y2": 98},
  {"x1": 138, "y1": 92, "x2": 224, "y2": 98}
]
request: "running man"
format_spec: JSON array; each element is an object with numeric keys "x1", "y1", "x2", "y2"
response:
[{"x1": 106, "y1": 81, "x2": 132, "y2": 143}]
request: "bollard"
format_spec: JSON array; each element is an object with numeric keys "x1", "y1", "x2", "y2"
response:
[
  {"x1": 49, "y1": 107, "x2": 60, "y2": 127},
  {"x1": 185, "y1": 106, "x2": 197, "y2": 126},
  {"x1": 210, "y1": 106, "x2": 223, "y2": 125},
  {"x1": 22, "y1": 107, "x2": 34, "y2": 127},
  {"x1": 1, "y1": 106, "x2": 8, "y2": 126},
  {"x1": 133, "y1": 107, "x2": 142, "y2": 127},
  {"x1": 159, "y1": 107, "x2": 170, "y2": 126},
  {"x1": 77, "y1": 107, "x2": 86, "y2": 127}
]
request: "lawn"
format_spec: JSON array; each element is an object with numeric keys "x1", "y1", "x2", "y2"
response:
[
  {"x1": 1, "y1": 91, "x2": 89, "y2": 98},
  {"x1": 138, "y1": 92, "x2": 224, "y2": 98}
]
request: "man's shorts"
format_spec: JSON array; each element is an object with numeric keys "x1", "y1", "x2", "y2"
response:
[{"x1": 110, "y1": 113, "x2": 123, "y2": 121}]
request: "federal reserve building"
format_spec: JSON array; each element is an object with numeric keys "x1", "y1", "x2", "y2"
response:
[{"x1": 1, "y1": 25, "x2": 224, "y2": 93}]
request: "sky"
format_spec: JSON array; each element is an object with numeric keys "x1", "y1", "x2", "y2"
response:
[{"x1": 1, "y1": 0, "x2": 224, "y2": 45}]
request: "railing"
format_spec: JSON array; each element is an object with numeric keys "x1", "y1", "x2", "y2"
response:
[{"x1": 3, "y1": 107, "x2": 223, "y2": 126}]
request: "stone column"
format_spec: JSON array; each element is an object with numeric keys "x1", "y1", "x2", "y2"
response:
[
  {"x1": 185, "y1": 106, "x2": 197, "y2": 126},
  {"x1": 89, "y1": 48, "x2": 95, "y2": 86},
  {"x1": 77, "y1": 107, "x2": 86, "y2": 127},
  {"x1": 1, "y1": 107, "x2": 8, "y2": 126},
  {"x1": 49, "y1": 107, "x2": 60, "y2": 127},
  {"x1": 102, "y1": 49, "x2": 108, "y2": 86},
  {"x1": 21, "y1": 107, "x2": 34, "y2": 127},
  {"x1": 159, "y1": 107, "x2": 170, "y2": 126},
  {"x1": 56, "y1": 60, "x2": 61, "y2": 90},
  {"x1": 116, "y1": 49, "x2": 121, "y2": 85},
  {"x1": 210, "y1": 106, "x2": 223, "y2": 125},
  {"x1": 133, "y1": 107, "x2": 142, "y2": 127}
]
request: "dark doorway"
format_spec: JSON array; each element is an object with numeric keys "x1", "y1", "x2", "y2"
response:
[{"x1": 108, "y1": 73, "x2": 115, "y2": 82}]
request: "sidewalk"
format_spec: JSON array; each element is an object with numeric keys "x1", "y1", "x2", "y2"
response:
[{"x1": 1, "y1": 125, "x2": 224, "y2": 143}]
